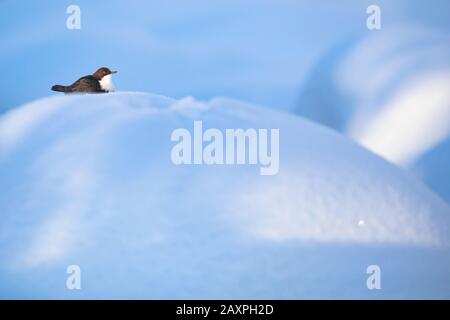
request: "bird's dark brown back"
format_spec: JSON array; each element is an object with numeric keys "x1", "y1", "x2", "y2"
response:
[{"x1": 70, "y1": 75, "x2": 104, "y2": 93}]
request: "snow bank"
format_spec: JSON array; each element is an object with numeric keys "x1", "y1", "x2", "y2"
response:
[
  {"x1": 0, "y1": 92, "x2": 449, "y2": 299},
  {"x1": 295, "y1": 25, "x2": 450, "y2": 203}
]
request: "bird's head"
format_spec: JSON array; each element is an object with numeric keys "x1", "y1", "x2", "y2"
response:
[{"x1": 93, "y1": 67, "x2": 117, "y2": 80}]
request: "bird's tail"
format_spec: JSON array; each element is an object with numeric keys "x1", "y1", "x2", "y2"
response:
[{"x1": 51, "y1": 85, "x2": 70, "y2": 93}]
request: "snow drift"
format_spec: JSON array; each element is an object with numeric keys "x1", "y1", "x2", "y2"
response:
[
  {"x1": 295, "y1": 25, "x2": 450, "y2": 203},
  {"x1": 0, "y1": 92, "x2": 449, "y2": 299}
]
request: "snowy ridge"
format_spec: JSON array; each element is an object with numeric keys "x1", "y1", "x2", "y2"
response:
[
  {"x1": 0, "y1": 92, "x2": 449, "y2": 298},
  {"x1": 295, "y1": 25, "x2": 450, "y2": 203}
]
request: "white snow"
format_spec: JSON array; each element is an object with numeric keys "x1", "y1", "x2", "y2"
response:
[
  {"x1": 296, "y1": 25, "x2": 450, "y2": 203},
  {"x1": 337, "y1": 26, "x2": 450, "y2": 166},
  {"x1": 351, "y1": 71, "x2": 450, "y2": 165},
  {"x1": 0, "y1": 92, "x2": 449, "y2": 299}
]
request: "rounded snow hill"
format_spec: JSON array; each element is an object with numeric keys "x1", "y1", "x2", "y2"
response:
[
  {"x1": 295, "y1": 25, "x2": 450, "y2": 203},
  {"x1": 0, "y1": 92, "x2": 449, "y2": 299}
]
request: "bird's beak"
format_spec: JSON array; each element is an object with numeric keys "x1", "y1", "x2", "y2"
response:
[{"x1": 111, "y1": 71, "x2": 118, "y2": 74}]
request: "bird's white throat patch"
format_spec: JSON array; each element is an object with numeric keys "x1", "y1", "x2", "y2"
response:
[{"x1": 99, "y1": 74, "x2": 115, "y2": 92}]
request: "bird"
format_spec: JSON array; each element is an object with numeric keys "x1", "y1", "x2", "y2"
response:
[{"x1": 51, "y1": 67, "x2": 117, "y2": 94}]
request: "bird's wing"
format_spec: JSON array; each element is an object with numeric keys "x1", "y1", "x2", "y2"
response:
[{"x1": 71, "y1": 76, "x2": 104, "y2": 92}]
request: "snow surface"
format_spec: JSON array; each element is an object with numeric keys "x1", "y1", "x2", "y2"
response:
[
  {"x1": 295, "y1": 25, "x2": 450, "y2": 203},
  {"x1": 0, "y1": 92, "x2": 450, "y2": 299}
]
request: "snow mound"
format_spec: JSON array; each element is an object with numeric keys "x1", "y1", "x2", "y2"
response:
[
  {"x1": 0, "y1": 92, "x2": 449, "y2": 299},
  {"x1": 295, "y1": 25, "x2": 450, "y2": 203}
]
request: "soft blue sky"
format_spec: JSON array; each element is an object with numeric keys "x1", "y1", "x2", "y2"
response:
[{"x1": 1, "y1": 0, "x2": 449, "y2": 112}]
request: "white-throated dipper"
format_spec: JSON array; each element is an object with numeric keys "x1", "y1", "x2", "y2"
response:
[{"x1": 51, "y1": 67, "x2": 117, "y2": 93}]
